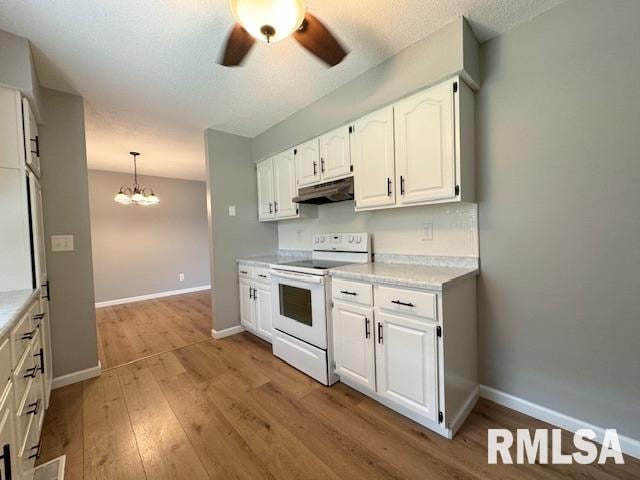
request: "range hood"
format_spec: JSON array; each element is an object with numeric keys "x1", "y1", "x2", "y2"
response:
[{"x1": 292, "y1": 176, "x2": 354, "y2": 205}]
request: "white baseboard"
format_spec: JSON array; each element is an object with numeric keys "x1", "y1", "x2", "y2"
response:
[
  {"x1": 480, "y1": 385, "x2": 640, "y2": 460},
  {"x1": 95, "y1": 285, "x2": 211, "y2": 308},
  {"x1": 211, "y1": 325, "x2": 245, "y2": 339},
  {"x1": 52, "y1": 361, "x2": 102, "y2": 389}
]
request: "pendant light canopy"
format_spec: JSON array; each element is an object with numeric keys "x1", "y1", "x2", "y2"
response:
[
  {"x1": 114, "y1": 152, "x2": 160, "y2": 206},
  {"x1": 229, "y1": 0, "x2": 306, "y2": 43}
]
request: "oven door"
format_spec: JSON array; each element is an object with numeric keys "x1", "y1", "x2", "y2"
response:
[{"x1": 270, "y1": 270, "x2": 328, "y2": 349}]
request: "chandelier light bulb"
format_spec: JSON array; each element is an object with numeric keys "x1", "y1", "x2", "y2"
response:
[{"x1": 229, "y1": 0, "x2": 306, "y2": 43}]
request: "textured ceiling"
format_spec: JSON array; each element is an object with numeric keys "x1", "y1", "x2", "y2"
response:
[{"x1": 0, "y1": 0, "x2": 566, "y2": 180}]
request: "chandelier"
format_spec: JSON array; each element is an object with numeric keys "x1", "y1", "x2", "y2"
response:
[{"x1": 113, "y1": 152, "x2": 160, "y2": 206}]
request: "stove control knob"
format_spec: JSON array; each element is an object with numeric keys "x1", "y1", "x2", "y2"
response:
[
  {"x1": 348, "y1": 236, "x2": 354, "y2": 243},
  {"x1": 355, "y1": 236, "x2": 362, "y2": 244},
  {"x1": 314, "y1": 237, "x2": 319, "y2": 244},
  {"x1": 320, "y1": 236, "x2": 325, "y2": 243}
]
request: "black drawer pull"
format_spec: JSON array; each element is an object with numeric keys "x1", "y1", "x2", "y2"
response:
[
  {"x1": 340, "y1": 290, "x2": 357, "y2": 296},
  {"x1": 258, "y1": 274, "x2": 267, "y2": 278},
  {"x1": 27, "y1": 399, "x2": 41, "y2": 416},
  {"x1": 387, "y1": 177, "x2": 392, "y2": 196},
  {"x1": 23, "y1": 366, "x2": 38, "y2": 379},
  {"x1": 33, "y1": 313, "x2": 45, "y2": 320},
  {"x1": 28, "y1": 443, "x2": 41, "y2": 460},
  {"x1": 42, "y1": 281, "x2": 50, "y2": 301},
  {"x1": 391, "y1": 300, "x2": 415, "y2": 308},
  {"x1": 240, "y1": 270, "x2": 248, "y2": 275},
  {"x1": 364, "y1": 318, "x2": 370, "y2": 339},
  {"x1": 21, "y1": 329, "x2": 36, "y2": 341},
  {"x1": 377, "y1": 322, "x2": 383, "y2": 344},
  {"x1": 1, "y1": 443, "x2": 12, "y2": 480}
]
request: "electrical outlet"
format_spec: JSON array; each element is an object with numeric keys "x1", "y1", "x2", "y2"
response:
[
  {"x1": 422, "y1": 223, "x2": 434, "y2": 241},
  {"x1": 179, "y1": 273, "x2": 185, "y2": 282},
  {"x1": 51, "y1": 235, "x2": 74, "y2": 252}
]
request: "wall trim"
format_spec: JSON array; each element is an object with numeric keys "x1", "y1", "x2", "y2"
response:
[
  {"x1": 211, "y1": 325, "x2": 244, "y2": 339},
  {"x1": 95, "y1": 285, "x2": 211, "y2": 308},
  {"x1": 52, "y1": 361, "x2": 102, "y2": 390},
  {"x1": 480, "y1": 385, "x2": 640, "y2": 460}
]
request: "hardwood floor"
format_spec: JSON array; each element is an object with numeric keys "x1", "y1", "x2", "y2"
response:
[
  {"x1": 96, "y1": 291, "x2": 212, "y2": 369},
  {"x1": 38, "y1": 332, "x2": 638, "y2": 480}
]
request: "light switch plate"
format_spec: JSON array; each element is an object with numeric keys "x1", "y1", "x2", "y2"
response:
[
  {"x1": 422, "y1": 223, "x2": 434, "y2": 241},
  {"x1": 228, "y1": 205, "x2": 236, "y2": 217},
  {"x1": 51, "y1": 235, "x2": 74, "y2": 252}
]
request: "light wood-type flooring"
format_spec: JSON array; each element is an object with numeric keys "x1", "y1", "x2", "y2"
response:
[
  {"x1": 95, "y1": 290, "x2": 212, "y2": 369},
  {"x1": 37, "y1": 294, "x2": 639, "y2": 479}
]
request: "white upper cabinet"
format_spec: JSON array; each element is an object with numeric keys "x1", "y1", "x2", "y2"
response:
[
  {"x1": 273, "y1": 149, "x2": 298, "y2": 219},
  {"x1": 22, "y1": 98, "x2": 40, "y2": 178},
  {"x1": 395, "y1": 81, "x2": 455, "y2": 205},
  {"x1": 257, "y1": 158, "x2": 275, "y2": 221},
  {"x1": 295, "y1": 138, "x2": 321, "y2": 187},
  {"x1": 375, "y1": 311, "x2": 439, "y2": 422},
  {"x1": 319, "y1": 125, "x2": 352, "y2": 182},
  {"x1": 353, "y1": 106, "x2": 396, "y2": 210}
]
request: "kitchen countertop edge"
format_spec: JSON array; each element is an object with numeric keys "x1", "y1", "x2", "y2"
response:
[{"x1": 0, "y1": 289, "x2": 40, "y2": 339}]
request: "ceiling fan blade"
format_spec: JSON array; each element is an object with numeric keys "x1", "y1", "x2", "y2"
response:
[
  {"x1": 293, "y1": 13, "x2": 348, "y2": 67},
  {"x1": 219, "y1": 23, "x2": 255, "y2": 67}
]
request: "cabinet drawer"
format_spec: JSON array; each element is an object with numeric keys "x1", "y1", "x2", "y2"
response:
[
  {"x1": 0, "y1": 338, "x2": 10, "y2": 399},
  {"x1": 12, "y1": 332, "x2": 37, "y2": 408},
  {"x1": 15, "y1": 377, "x2": 41, "y2": 450},
  {"x1": 18, "y1": 413, "x2": 40, "y2": 480},
  {"x1": 332, "y1": 278, "x2": 373, "y2": 306},
  {"x1": 254, "y1": 267, "x2": 271, "y2": 284},
  {"x1": 238, "y1": 265, "x2": 254, "y2": 279},
  {"x1": 375, "y1": 285, "x2": 437, "y2": 321},
  {"x1": 10, "y1": 303, "x2": 36, "y2": 368}
]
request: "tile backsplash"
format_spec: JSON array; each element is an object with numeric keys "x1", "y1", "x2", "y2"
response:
[{"x1": 278, "y1": 201, "x2": 478, "y2": 257}]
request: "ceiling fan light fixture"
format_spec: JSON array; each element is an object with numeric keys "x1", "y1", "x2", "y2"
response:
[{"x1": 229, "y1": 0, "x2": 306, "y2": 43}]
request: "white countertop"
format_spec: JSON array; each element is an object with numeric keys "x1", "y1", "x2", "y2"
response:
[
  {"x1": 236, "y1": 254, "x2": 311, "y2": 268},
  {"x1": 329, "y1": 262, "x2": 479, "y2": 291},
  {"x1": 0, "y1": 289, "x2": 39, "y2": 338}
]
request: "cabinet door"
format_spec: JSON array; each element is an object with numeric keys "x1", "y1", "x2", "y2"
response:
[
  {"x1": 22, "y1": 98, "x2": 40, "y2": 177},
  {"x1": 257, "y1": 158, "x2": 275, "y2": 221},
  {"x1": 296, "y1": 138, "x2": 321, "y2": 187},
  {"x1": 255, "y1": 284, "x2": 273, "y2": 341},
  {"x1": 29, "y1": 174, "x2": 46, "y2": 285},
  {"x1": 375, "y1": 311, "x2": 439, "y2": 422},
  {"x1": 319, "y1": 125, "x2": 351, "y2": 182},
  {"x1": 395, "y1": 81, "x2": 455, "y2": 205},
  {"x1": 353, "y1": 106, "x2": 396, "y2": 210},
  {"x1": 273, "y1": 149, "x2": 299, "y2": 220},
  {"x1": 333, "y1": 302, "x2": 376, "y2": 392},
  {"x1": 239, "y1": 280, "x2": 256, "y2": 331},
  {"x1": 39, "y1": 299, "x2": 53, "y2": 408}
]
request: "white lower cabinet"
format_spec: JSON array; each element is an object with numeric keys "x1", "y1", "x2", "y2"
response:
[
  {"x1": 375, "y1": 311, "x2": 438, "y2": 422},
  {"x1": 332, "y1": 302, "x2": 375, "y2": 392},
  {"x1": 331, "y1": 276, "x2": 477, "y2": 438},
  {"x1": 238, "y1": 265, "x2": 273, "y2": 342}
]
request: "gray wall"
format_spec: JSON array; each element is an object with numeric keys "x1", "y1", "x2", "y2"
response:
[
  {"x1": 0, "y1": 29, "x2": 41, "y2": 119},
  {"x1": 205, "y1": 129, "x2": 278, "y2": 332},
  {"x1": 40, "y1": 88, "x2": 99, "y2": 377},
  {"x1": 88, "y1": 170, "x2": 210, "y2": 303},
  {"x1": 252, "y1": 17, "x2": 479, "y2": 161},
  {"x1": 477, "y1": 0, "x2": 640, "y2": 438}
]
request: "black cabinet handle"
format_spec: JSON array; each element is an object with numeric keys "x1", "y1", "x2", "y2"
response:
[
  {"x1": 320, "y1": 158, "x2": 325, "y2": 173},
  {"x1": 35, "y1": 348, "x2": 45, "y2": 375},
  {"x1": 23, "y1": 366, "x2": 38, "y2": 379},
  {"x1": 274, "y1": 201, "x2": 278, "y2": 213},
  {"x1": 28, "y1": 443, "x2": 41, "y2": 460},
  {"x1": 31, "y1": 136, "x2": 40, "y2": 157},
  {"x1": 1, "y1": 444, "x2": 12, "y2": 480},
  {"x1": 258, "y1": 274, "x2": 267, "y2": 278},
  {"x1": 254, "y1": 289, "x2": 258, "y2": 300},
  {"x1": 240, "y1": 270, "x2": 248, "y2": 275},
  {"x1": 391, "y1": 300, "x2": 415, "y2": 308},
  {"x1": 339, "y1": 290, "x2": 357, "y2": 296},
  {"x1": 387, "y1": 177, "x2": 392, "y2": 196},
  {"x1": 313, "y1": 161, "x2": 317, "y2": 176},
  {"x1": 42, "y1": 281, "x2": 50, "y2": 301},
  {"x1": 268, "y1": 202, "x2": 273, "y2": 214},
  {"x1": 249, "y1": 287, "x2": 253, "y2": 300},
  {"x1": 27, "y1": 399, "x2": 41, "y2": 416},
  {"x1": 364, "y1": 318, "x2": 370, "y2": 339},
  {"x1": 377, "y1": 323, "x2": 383, "y2": 344},
  {"x1": 400, "y1": 175, "x2": 405, "y2": 195},
  {"x1": 21, "y1": 329, "x2": 36, "y2": 341}
]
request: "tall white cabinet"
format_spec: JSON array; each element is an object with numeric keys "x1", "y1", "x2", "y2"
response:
[{"x1": 257, "y1": 150, "x2": 301, "y2": 222}]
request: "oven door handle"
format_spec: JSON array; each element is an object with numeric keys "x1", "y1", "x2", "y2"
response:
[{"x1": 269, "y1": 270, "x2": 324, "y2": 284}]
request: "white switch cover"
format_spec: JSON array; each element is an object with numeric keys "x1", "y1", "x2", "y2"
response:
[
  {"x1": 51, "y1": 235, "x2": 74, "y2": 252},
  {"x1": 228, "y1": 205, "x2": 236, "y2": 217},
  {"x1": 422, "y1": 223, "x2": 433, "y2": 241},
  {"x1": 179, "y1": 273, "x2": 185, "y2": 282}
]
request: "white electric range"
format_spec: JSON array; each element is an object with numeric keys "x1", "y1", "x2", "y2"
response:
[{"x1": 269, "y1": 233, "x2": 371, "y2": 385}]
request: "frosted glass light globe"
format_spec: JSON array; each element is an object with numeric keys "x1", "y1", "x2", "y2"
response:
[
  {"x1": 229, "y1": 0, "x2": 306, "y2": 43},
  {"x1": 131, "y1": 192, "x2": 145, "y2": 203},
  {"x1": 114, "y1": 192, "x2": 131, "y2": 204}
]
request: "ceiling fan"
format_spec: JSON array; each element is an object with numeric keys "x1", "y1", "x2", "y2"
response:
[{"x1": 219, "y1": 0, "x2": 348, "y2": 67}]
